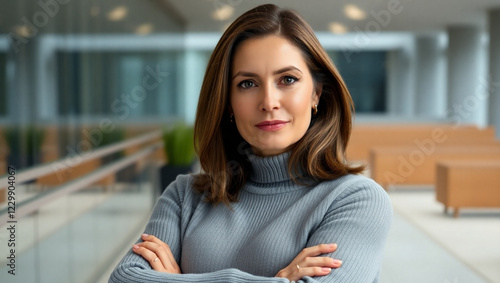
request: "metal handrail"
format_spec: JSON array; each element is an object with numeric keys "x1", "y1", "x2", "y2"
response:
[
  {"x1": 0, "y1": 130, "x2": 161, "y2": 185},
  {"x1": 0, "y1": 141, "x2": 162, "y2": 226}
]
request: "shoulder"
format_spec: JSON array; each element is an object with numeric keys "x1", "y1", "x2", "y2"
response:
[
  {"x1": 319, "y1": 174, "x2": 393, "y2": 219},
  {"x1": 322, "y1": 174, "x2": 388, "y2": 199},
  {"x1": 160, "y1": 173, "x2": 202, "y2": 207}
]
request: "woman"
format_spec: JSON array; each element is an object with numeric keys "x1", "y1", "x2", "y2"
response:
[{"x1": 110, "y1": 4, "x2": 392, "y2": 283}]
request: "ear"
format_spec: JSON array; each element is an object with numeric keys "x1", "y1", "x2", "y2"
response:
[{"x1": 312, "y1": 83, "x2": 322, "y2": 105}]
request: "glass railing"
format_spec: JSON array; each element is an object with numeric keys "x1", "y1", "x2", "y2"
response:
[{"x1": 0, "y1": 131, "x2": 162, "y2": 283}]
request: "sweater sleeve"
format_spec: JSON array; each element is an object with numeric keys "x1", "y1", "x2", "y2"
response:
[
  {"x1": 299, "y1": 178, "x2": 393, "y2": 283},
  {"x1": 108, "y1": 175, "x2": 289, "y2": 283},
  {"x1": 109, "y1": 175, "x2": 392, "y2": 283}
]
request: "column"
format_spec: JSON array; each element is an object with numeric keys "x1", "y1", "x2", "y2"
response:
[
  {"x1": 414, "y1": 34, "x2": 446, "y2": 117},
  {"x1": 446, "y1": 26, "x2": 487, "y2": 127},
  {"x1": 488, "y1": 9, "x2": 500, "y2": 137},
  {"x1": 7, "y1": 36, "x2": 38, "y2": 125},
  {"x1": 181, "y1": 50, "x2": 209, "y2": 124},
  {"x1": 386, "y1": 47, "x2": 415, "y2": 116}
]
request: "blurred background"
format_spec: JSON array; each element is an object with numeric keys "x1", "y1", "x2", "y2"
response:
[{"x1": 0, "y1": 0, "x2": 499, "y2": 282}]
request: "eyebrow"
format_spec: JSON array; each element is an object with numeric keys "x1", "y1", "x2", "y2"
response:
[{"x1": 232, "y1": 66, "x2": 303, "y2": 80}]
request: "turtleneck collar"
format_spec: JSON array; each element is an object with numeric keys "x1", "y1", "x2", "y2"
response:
[{"x1": 247, "y1": 151, "x2": 292, "y2": 184}]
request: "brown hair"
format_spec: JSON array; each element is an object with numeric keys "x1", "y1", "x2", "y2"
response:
[{"x1": 193, "y1": 4, "x2": 364, "y2": 205}]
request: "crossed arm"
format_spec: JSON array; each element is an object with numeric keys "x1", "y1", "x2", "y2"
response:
[
  {"x1": 109, "y1": 176, "x2": 392, "y2": 283},
  {"x1": 133, "y1": 234, "x2": 342, "y2": 282}
]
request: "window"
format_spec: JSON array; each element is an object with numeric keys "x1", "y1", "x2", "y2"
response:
[
  {"x1": 56, "y1": 51, "x2": 181, "y2": 119},
  {"x1": 329, "y1": 51, "x2": 387, "y2": 113}
]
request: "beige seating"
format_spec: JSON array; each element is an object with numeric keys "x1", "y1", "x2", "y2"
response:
[
  {"x1": 436, "y1": 160, "x2": 500, "y2": 217},
  {"x1": 347, "y1": 124, "x2": 496, "y2": 161},
  {"x1": 369, "y1": 145, "x2": 500, "y2": 188}
]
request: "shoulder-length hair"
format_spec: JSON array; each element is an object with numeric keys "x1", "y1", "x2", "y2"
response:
[{"x1": 193, "y1": 3, "x2": 364, "y2": 205}]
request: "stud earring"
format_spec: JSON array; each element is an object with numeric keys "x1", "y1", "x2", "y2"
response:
[
  {"x1": 230, "y1": 113, "x2": 234, "y2": 123},
  {"x1": 313, "y1": 104, "x2": 318, "y2": 115}
]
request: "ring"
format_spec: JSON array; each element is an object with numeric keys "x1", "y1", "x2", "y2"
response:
[
  {"x1": 296, "y1": 264, "x2": 300, "y2": 270},
  {"x1": 153, "y1": 257, "x2": 159, "y2": 262}
]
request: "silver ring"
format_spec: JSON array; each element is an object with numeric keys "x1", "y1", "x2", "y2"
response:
[
  {"x1": 153, "y1": 257, "x2": 159, "y2": 262},
  {"x1": 296, "y1": 264, "x2": 300, "y2": 270}
]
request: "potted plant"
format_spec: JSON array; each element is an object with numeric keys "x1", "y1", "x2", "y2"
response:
[
  {"x1": 97, "y1": 127, "x2": 126, "y2": 164},
  {"x1": 160, "y1": 123, "x2": 196, "y2": 192},
  {"x1": 3, "y1": 126, "x2": 45, "y2": 169},
  {"x1": 95, "y1": 127, "x2": 135, "y2": 183}
]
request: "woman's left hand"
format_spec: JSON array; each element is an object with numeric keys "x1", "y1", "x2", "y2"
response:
[{"x1": 132, "y1": 234, "x2": 181, "y2": 274}]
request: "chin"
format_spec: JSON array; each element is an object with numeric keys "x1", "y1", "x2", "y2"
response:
[{"x1": 254, "y1": 144, "x2": 290, "y2": 156}]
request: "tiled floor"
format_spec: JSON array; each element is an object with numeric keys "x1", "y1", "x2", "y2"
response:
[
  {"x1": 381, "y1": 212, "x2": 489, "y2": 283},
  {"x1": 385, "y1": 187, "x2": 500, "y2": 283}
]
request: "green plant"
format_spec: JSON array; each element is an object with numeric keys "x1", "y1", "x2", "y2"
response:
[
  {"x1": 162, "y1": 123, "x2": 196, "y2": 166},
  {"x1": 97, "y1": 127, "x2": 126, "y2": 147},
  {"x1": 95, "y1": 126, "x2": 126, "y2": 160},
  {"x1": 3, "y1": 126, "x2": 45, "y2": 157},
  {"x1": 3, "y1": 125, "x2": 45, "y2": 167}
]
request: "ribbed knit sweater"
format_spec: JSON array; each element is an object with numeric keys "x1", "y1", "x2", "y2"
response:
[{"x1": 109, "y1": 151, "x2": 393, "y2": 283}]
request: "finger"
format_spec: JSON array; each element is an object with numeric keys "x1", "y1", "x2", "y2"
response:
[
  {"x1": 282, "y1": 264, "x2": 332, "y2": 282},
  {"x1": 132, "y1": 244, "x2": 165, "y2": 271},
  {"x1": 142, "y1": 234, "x2": 168, "y2": 248},
  {"x1": 141, "y1": 234, "x2": 178, "y2": 271},
  {"x1": 300, "y1": 243, "x2": 337, "y2": 257},
  {"x1": 294, "y1": 266, "x2": 333, "y2": 280},
  {"x1": 299, "y1": 256, "x2": 342, "y2": 269},
  {"x1": 136, "y1": 241, "x2": 178, "y2": 272}
]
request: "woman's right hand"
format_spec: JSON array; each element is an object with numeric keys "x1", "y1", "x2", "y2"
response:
[{"x1": 275, "y1": 243, "x2": 342, "y2": 282}]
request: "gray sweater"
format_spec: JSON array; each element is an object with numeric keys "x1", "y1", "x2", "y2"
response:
[{"x1": 109, "y1": 151, "x2": 392, "y2": 282}]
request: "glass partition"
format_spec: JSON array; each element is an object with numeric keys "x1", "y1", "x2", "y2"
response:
[{"x1": 0, "y1": 162, "x2": 156, "y2": 283}]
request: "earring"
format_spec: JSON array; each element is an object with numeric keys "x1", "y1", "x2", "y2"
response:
[
  {"x1": 230, "y1": 113, "x2": 234, "y2": 123},
  {"x1": 313, "y1": 104, "x2": 318, "y2": 115}
]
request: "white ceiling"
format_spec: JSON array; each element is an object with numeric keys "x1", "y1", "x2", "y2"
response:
[
  {"x1": 165, "y1": 0, "x2": 500, "y2": 33},
  {"x1": 1, "y1": 0, "x2": 500, "y2": 36}
]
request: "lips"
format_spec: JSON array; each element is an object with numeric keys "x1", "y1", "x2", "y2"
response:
[{"x1": 255, "y1": 120, "x2": 289, "y2": 131}]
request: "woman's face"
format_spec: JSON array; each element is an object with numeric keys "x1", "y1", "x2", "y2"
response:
[{"x1": 230, "y1": 35, "x2": 321, "y2": 157}]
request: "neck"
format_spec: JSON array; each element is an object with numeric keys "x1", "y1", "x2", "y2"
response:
[{"x1": 247, "y1": 151, "x2": 293, "y2": 183}]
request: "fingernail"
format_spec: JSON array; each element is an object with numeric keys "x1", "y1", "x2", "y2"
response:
[
  {"x1": 133, "y1": 245, "x2": 139, "y2": 249},
  {"x1": 329, "y1": 243, "x2": 337, "y2": 249},
  {"x1": 321, "y1": 267, "x2": 331, "y2": 272},
  {"x1": 142, "y1": 233, "x2": 148, "y2": 237},
  {"x1": 333, "y1": 259, "x2": 342, "y2": 265}
]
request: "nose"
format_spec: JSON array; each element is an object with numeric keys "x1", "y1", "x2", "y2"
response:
[{"x1": 259, "y1": 83, "x2": 280, "y2": 112}]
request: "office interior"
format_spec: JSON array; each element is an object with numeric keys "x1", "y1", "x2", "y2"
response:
[{"x1": 0, "y1": 0, "x2": 499, "y2": 282}]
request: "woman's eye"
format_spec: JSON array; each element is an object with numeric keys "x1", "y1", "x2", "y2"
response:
[
  {"x1": 238, "y1": 80, "x2": 256, "y2": 89},
  {"x1": 281, "y1": 76, "x2": 298, "y2": 85}
]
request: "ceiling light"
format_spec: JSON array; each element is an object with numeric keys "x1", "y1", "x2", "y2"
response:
[
  {"x1": 135, "y1": 23, "x2": 154, "y2": 35},
  {"x1": 344, "y1": 4, "x2": 366, "y2": 20},
  {"x1": 328, "y1": 22, "x2": 348, "y2": 34},
  {"x1": 13, "y1": 25, "x2": 32, "y2": 37},
  {"x1": 211, "y1": 5, "x2": 234, "y2": 21},
  {"x1": 108, "y1": 6, "x2": 128, "y2": 21}
]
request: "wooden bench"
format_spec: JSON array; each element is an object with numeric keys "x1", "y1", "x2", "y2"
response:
[
  {"x1": 347, "y1": 124, "x2": 495, "y2": 161},
  {"x1": 436, "y1": 160, "x2": 500, "y2": 217},
  {"x1": 369, "y1": 145, "x2": 500, "y2": 188}
]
